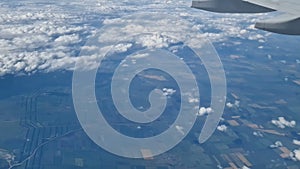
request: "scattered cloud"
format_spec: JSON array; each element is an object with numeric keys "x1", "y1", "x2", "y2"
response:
[
  {"x1": 270, "y1": 141, "x2": 283, "y2": 148},
  {"x1": 197, "y1": 107, "x2": 213, "y2": 116},
  {"x1": 290, "y1": 149, "x2": 300, "y2": 161},
  {"x1": 175, "y1": 125, "x2": 185, "y2": 135},
  {"x1": 129, "y1": 53, "x2": 149, "y2": 59},
  {"x1": 226, "y1": 100, "x2": 240, "y2": 108},
  {"x1": 226, "y1": 102, "x2": 234, "y2": 108},
  {"x1": 293, "y1": 139, "x2": 300, "y2": 146},
  {"x1": 162, "y1": 88, "x2": 176, "y2": 97},
  {"x1": 271, "y1": 117, "x2": 296, "y2": 129},
  {"x1": 137, "y1": 33, "x2": 169, "y2": 49},
  {"x1": 295, "y1": 150, "x2": 300, "y2": 161},
  {"x1": 0, "y1": 5, "x2": 92, "y2": 76},
  {"x1": 113, "y1": 43, "x2": 133, "y2": 53},
  {"x1": 54, "y1": 34, "x2": 81, "y2": 46},
  {"x1": 0, "y1": 0, "x2": 271, "y2": 76},
  {"x1": 230, "y1": 55, "x2": 241, "y2": 60},
  {"x1": 253, "y1": 131, "x2": 263, "y2": 137},
  {"x1": 234, "y1": 100, "x2": 240, "y2": 107},
  {"x1": 217, "y1": 125, "x2": 227, "y2": 132},
  {"x1": 242, "y1": 166, "x2": 250, "y2": 169},
  {"x1": 188, "y1": 97, "x2": 199, "y2": 103}
]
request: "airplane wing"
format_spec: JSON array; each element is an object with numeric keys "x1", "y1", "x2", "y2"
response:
[
  {"x1": 192, "y1": 0, "x2": 300, "y2": 35},
  {"x1": 243, "y1": 0, "x2": 300, "y2": 16}
]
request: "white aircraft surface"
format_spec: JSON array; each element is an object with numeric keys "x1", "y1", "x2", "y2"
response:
[{"x1": 192, "y1": 0, "x2": 300, "y2": 35}]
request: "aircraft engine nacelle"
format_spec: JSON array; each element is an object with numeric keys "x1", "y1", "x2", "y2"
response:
[
  {"x1": 192, "y1": 0, "x2": 274, "y2": 13},
  {"x1": 255, "y1": 16, "x2": 300, "y2": 35}
]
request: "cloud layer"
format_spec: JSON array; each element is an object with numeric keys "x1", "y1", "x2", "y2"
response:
[{"x1": 0, "y1": 0, "x2": 271, "y2": 76}]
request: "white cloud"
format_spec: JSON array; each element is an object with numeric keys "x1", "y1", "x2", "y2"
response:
[
  {"x1": 129, "y1": 53, "x2": 149, "y2": 59},
  {"x1": 136, "y1": 33, "x2": 169, "y2": 49},
  {"x1": 54, "y1": 34, "x2": 81, "y2": 46},
  {"x1": 242, "y1": 166, "x2": 250, "y2": 169},
  {"x1": 293, "y1": 139, "x2": 300, "y2": 146},
  {"x1": 271, "y1": 117, "x2": 296, "y2": 129},
  {"x1": 253, "y1": 131, "x2": 263, "y2": 137},
  {"x1": 113, "y1": 43, "x2": 133, "y2": 53},
  {"x1": 0, "y1": 7, "x2": 90, "y2": 76},
  {"x1": 294, "y1": 150, "x2": 300, "y2": 161},
  {"x1": 226, "y1": 100, "x2": 240, "y2": 108},
  {"x1": 234, "y1": 100, "x2": 240, "y2": 107},
  {"x1": 290, "y1": 149, "x2": 300, "y2": 161},
  {"x1": 81, "y1": 45, "x2": 99, "y2": 52},
  {"x1": 188, "y1": 98, "x2": 199, "y2": 103},
  {"x1": 226, "y1": 102, "x2": 234, "y2": 108},
  {"x1": 197, "y1": 107, "x2": 213, "y2": 116},
  {"x1": 0, "y1": 0, "x2": 271, "y2": 76},
  {"x1": 217, "y1": 125, "x2": 227, "y2": 132},
  {"x1": 175, "y1": 125, "x2": 185, "y2": 135},
  {"x1": 267, "y1": 54, "x2": 272, "y2": 60},
  {"x1": 270, "y1": 141, "x2": 283, "y2": 148},
  {"x1": 162, "y1": 88, "x2": 176, "y2": 97}
]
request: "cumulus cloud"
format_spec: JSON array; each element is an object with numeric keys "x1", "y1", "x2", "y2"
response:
[
  {"x1": 253, "y1": 131, "x2": 263, "y2": 137},
  {"x1": 129, "y1": 53, "x2": 149, "y2": 59},
  {"x1": 0, "y1": 0, "x2": 271, "y2": 76},
  {"x1": 0, "y1": 6, "x2": 91, "y2": 76},
  {"x1": 290, "y1": 149, "x2": 300, "y2": 161},
  {"x1": 270, "y1": 141, "x2": 283, "y2": 148},
  {"x1": 188, "y1": 97, "x2": 199, "y2": 103},
  {"x1": 293, "y1": 140, "x2": 300, "y2": 146},
  {"x1": 137, "y1": 33, "x2": 169, "y2": 49},
  {"x1": 271, "y1": 117, "x2": 296, "y2": 129},
  {"x1": 54, "y1": 34, "x2": 81, "y2": 46},
  {"x1": 226, "y1": 102, "x2": 234, "y2": 108},
  {"x1": 197, "y1": 107, "x2": 213, "y2": 116},
  {"x1": 113, "y1": 43, "x2": 133, "y2": 53},
  {"x1": 234, "y1": 100, "x2": 240, "y2": 107},
  {"x1": 242, "y1": 166, "x2": 250, "y2": 169},
  {"x1": 162, "y1": 88, "x2": 176, "y2": 97},
  {"x1": 226, "y1": 100, "x2": 240, "y2": 108},
  {"x1": 217, "y1": 125, "x2": 227, "y2": 132},
  {"x1": 294, "y1": 150, "x2": 300, "y2": 161}
]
